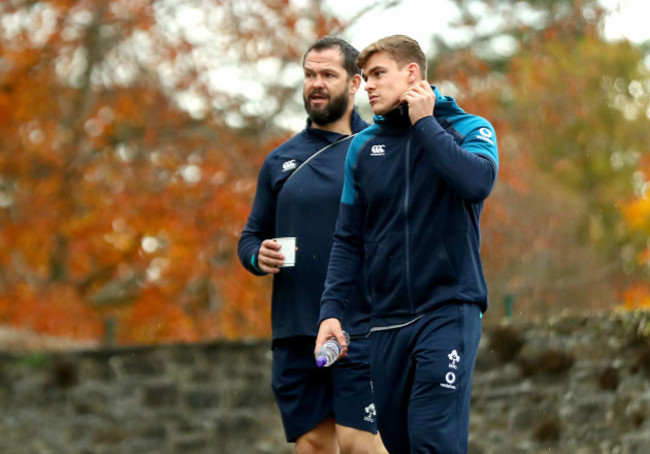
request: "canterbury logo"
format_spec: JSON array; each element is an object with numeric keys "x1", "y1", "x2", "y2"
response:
[
  {"x1": 370, "y1": 144, "x2": 385, "y2": 156},
  {"x1": 282, "y1": 159, "x2": 297, "y2": 171}
]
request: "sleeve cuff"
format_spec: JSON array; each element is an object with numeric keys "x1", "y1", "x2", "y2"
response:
[
  {"x1": 413, "y1": 115, "x2": 445, "y2": 136},
  {"x1": 251, "y1": 253, "x2": 265, "y2": 274}
]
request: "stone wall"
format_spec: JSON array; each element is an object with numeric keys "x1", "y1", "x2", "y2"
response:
[
  {"x1": 470, "y1": 311, "x2": 650, "y2": 454},
  {"x1": 1, "y1": 311, "x2": 649, "y2": 454},
  {"x1": 0, "y1": 341, "x2": 289, "y2": 454}
]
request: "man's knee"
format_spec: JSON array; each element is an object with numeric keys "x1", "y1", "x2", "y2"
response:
[
  {"x1": 295, "y1": 418, "x2": 337, "y2": 454},
  {"x1": 336, "y1": 425, "x2": 388, "y2": 454},
  {"x1": 295, "y1": 437, "x2": 337, "y2": 454}
]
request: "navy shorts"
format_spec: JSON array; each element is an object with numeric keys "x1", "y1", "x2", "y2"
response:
[
  {"x1": 370, "y1": 303, "x2": 482, "y2": 454},
  {"x1": 271, "y1": 335, "x2": 378, "y2": 442}
]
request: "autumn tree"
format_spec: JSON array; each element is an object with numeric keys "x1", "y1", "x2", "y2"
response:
[
  {"x1": 621, "y1": 87, "x2": 650, "y2": 309},
  {"x1": 430, "y1": 0, "x2": 650, "y2": 318},
  {"x1": 3, "y1": 0, "x2": 648, "y2": 343},
  {"x1": 0, "y1": 0, "x2": 383, "y2": 343}
]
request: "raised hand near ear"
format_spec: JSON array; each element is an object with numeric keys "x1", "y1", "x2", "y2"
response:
[{"x1": 399, "y1": 81, "x2": 435, "y2": 125}]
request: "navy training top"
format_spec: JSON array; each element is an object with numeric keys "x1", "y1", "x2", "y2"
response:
[
  {"x1": 320, "y1": 87, "x2": 499, "y2": 329},
  {"x1": 238, "y1": 110, "x2": 371, "y2": 340}
]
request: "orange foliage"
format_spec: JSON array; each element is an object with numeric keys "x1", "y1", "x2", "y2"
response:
[
  {"x1": 624, "y1": 196, "x2": 650, "y2": 233},
  {"x1": 7, "y1": 284, "x2": 104, "y2": 341},
  {"x1": 621, "y1": 282, "x2": 650, "y2": 310},
  {"x1": 119, "y1": 287, "x2": 199, "y2": 344},
  {"x1": 0, "y1": 0, "x2": 345, "y2": 345}
]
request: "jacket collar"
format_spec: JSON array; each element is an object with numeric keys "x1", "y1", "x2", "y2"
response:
[
  {"x1": 375, "y1": 103, "x2": 411, "y2": 129},
  {"x1": 374, "y1": 85, "x2": 450, "y2": 128}
]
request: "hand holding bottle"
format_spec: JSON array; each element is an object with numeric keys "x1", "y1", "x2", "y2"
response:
[
  {"x1": 315, "y1": 331, "x2": 350, "y2": 367},
  {"x1": 315, "y1": 318, "x2": 349, "y2": 367}
]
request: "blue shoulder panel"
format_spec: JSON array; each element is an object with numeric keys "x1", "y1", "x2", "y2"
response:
[
  {"x1": 341, "y1": 125, "x2": 378, "y2": 205},
  {"x1": 452, "y1": 115, "x2": 499, "y2": 169}
]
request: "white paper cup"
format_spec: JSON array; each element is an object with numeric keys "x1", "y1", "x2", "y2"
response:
[{"x1": 274, "y1": 237, "x2": 296, "y2": 267}]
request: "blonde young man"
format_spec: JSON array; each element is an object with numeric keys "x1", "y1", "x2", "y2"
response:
[
  {"x1": 239, "y1": 37, "x2": 386, "y2": 454},
  {"x1": 317, "y1": 35, "x2": 499, "y2": 453}
]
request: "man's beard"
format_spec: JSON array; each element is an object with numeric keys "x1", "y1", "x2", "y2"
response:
[{"x1": 304, "y1": 88, "x2": 349, "y2": 126}]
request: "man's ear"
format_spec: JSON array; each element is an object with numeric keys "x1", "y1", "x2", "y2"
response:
[
  {"x1": 407, "y1": 63, "x2": 421, "y2": 83},
  {"x1": 349, "y1": 73, "x2": 362, "y2": 95}
]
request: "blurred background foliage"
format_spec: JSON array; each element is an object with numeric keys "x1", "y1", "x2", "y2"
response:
[{"x1": 0, "y1": 0, "x2": 649, "y2": 345}]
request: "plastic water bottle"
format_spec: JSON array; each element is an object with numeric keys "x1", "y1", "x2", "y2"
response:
[{"x1": 315, "y1": 331, "x2": 350, "y2": 368}]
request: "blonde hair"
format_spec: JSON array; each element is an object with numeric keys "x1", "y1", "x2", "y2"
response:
[{"x1": 357, "y1": 35, "x2": 427, "y2": 76}]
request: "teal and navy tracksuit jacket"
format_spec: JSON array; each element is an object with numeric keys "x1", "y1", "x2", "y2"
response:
[
  {"x1": 320, "y1": 86, "x2": 499, "y2": 329},
  {"x1": 238, "y1": 110, "x2": 371, "y2": 340}
]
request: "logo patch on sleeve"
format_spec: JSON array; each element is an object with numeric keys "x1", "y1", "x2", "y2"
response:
[{"x1": 476, "y1": 128, "x2": 494, "y2": 145}]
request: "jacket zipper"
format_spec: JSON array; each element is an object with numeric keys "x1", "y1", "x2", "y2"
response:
[{"x1": 404, "y1": 132, "x2": 414, "y2": 312}]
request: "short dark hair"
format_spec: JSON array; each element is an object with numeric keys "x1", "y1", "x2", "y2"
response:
[{"x1": 302, "y1": 36, "x2": 361, "y2": 78}]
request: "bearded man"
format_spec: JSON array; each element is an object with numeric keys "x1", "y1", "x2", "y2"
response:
[{"x1": 238, "y1": 36, "x2": 386, "y2": 454}]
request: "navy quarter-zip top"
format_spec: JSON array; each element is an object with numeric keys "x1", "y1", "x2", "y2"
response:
[{"x1": 320, "y1": 86, "x2": 499, "y2": 328}]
